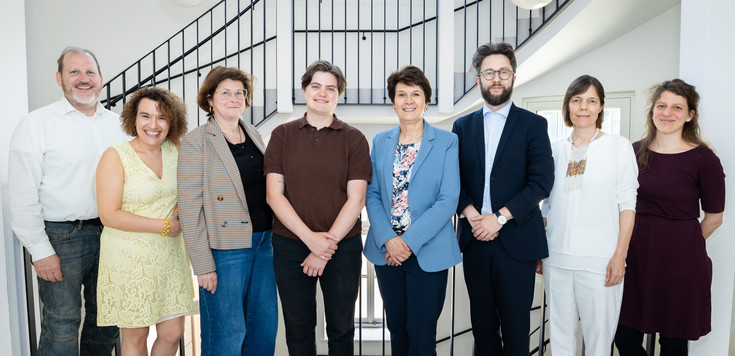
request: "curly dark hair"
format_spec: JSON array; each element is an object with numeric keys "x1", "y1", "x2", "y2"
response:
[
  {"x1": 636, "y1": 78, "x2": 709, "y2": 171},
  {"x1": 120, "y1": 87, "x2": 188, "y2": 145},
  {"x1": 386, "y1": 65, "x2": 432, "y2": 104},
  {"x1": 197, "y1": 66, "x2": 254, "y2": 116}
]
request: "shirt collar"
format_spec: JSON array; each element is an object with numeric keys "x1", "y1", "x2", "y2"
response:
[
  {"x1": 297, "y1": 113, "x2": 344, "y2": 130},
  {"x1": 59, "y1": 96, "x2": 105, "y2": 118},
  {"x1": 482, "y1": 100, "x2": 513, "y2": 119}
]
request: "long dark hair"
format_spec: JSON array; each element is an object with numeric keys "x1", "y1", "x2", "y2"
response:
[{"x1": 636, "y1": 79, "x2": 709, "y2": 171}]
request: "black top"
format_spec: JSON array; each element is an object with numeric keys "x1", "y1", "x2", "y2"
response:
[{"x1": 226, "y1": 128, "x2": 273, "y2": 232}]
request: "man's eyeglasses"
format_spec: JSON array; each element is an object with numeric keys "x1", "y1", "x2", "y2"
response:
[
  {"x1": 478, "y1": 69, "x2": 513, "y2": 81},
  {"x1": 216, "y1": 89, "x2": 247, "y2": 100}
]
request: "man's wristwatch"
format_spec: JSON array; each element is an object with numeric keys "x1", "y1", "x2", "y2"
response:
[{"x1": 495, "y1": 211, "x2": 507, "y2": 225}]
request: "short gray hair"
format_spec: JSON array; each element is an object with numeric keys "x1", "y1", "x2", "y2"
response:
[{"x1": 56, "y1": 47, "x2": 101, "y2": 74}]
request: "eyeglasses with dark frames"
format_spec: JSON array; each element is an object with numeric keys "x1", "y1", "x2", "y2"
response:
[{"x1": 478, "y1": 69, "x2": 514, "y2": 81}]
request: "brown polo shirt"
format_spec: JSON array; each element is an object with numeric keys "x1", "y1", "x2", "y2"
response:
[{"x1": 264, "y1": 114, "x2": 372, "y2": 240}]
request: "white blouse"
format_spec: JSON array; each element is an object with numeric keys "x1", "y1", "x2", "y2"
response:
[{"x1": 542, "y1": 133, "x2": 638, "y2": 274}]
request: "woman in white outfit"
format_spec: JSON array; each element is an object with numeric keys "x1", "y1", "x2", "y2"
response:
[{"x1": 540, "y1": 75, "x2": 638, "y2": 355}]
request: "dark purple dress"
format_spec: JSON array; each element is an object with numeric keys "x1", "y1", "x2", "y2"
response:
[{"x1": 618, "y1": 144, "x2": 725, "y2": 340}]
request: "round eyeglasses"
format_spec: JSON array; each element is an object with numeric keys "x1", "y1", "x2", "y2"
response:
[
  {"x1": 216, "y1": 89, "x2": 247, "y2": 100},
  {"x1": 479, "y1": 69, "x2": 514, "y2": 81}
]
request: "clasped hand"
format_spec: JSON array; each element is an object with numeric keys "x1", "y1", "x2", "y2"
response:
[
  {"x1": 470, "y1": 214, "x2": 501, "y2": 241},
  {"x1": 301, "y1": 231, "x2": 339, "y2": 277},
  {"x1": 384, "y1": 236, "x2": 412, "y2": 266}
]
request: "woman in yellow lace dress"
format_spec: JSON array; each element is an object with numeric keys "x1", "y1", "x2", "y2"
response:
[{"x1": 96, "y1": 87, "x2": 195, "y2": 355}]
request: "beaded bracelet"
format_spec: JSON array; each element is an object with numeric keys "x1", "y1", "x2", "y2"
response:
[{"x1": 160, "y1": 218, "x2": 170, "y2": 236}]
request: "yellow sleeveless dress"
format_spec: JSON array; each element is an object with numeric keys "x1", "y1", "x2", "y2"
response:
[{"x1": 97, "y1": 140, "x2": 196, "y2": 327}]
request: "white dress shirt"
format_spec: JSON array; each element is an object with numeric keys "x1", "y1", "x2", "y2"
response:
[
  {"x1": 480, "y1": 101, "x2": 511, "y2": 215},
  {"x1": 8, "y1": 97, "x2": 128, "y2": 261}
]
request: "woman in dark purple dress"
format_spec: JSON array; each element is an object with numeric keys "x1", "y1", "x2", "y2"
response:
[{"x1": 615, "y1": 79, "x2": 725, "y2": 356}]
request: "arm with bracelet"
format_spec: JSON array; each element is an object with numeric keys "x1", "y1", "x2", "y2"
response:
[{"x1": 97, "y1": 147, "x2": 181, "y2": 236}]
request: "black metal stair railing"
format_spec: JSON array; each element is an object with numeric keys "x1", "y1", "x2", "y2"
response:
[
  {"x1": 292, "y1": 0, "x2": 440, "y2": 105},
  {"x1": 100, "y1": 0, "x2": 277, "y2": 127},
  {"x1": 293, "y1": 0, "x2": 571, "y2": 107},
  {"x1": 454, "y1": 0, "x2": 571, "y2": 103}
]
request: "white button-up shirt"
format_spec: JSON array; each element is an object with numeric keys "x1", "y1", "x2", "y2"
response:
[
  {"x1": 481, "y1": 101, "x2": 511, "y2": 215},
  {"x1": 8, "y1": 97, "x2": 128, "y2": 261}
]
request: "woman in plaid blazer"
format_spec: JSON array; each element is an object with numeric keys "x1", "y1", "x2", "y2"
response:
[{"x1": 178, "y1": 66, "x2": 277, "y2": 355}]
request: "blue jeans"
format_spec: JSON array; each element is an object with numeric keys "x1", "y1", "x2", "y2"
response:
[
  {"x1": 199, "y1": 230, "x2": 278, "y2": 356},
  {"x1": 272, "y1": 233, "x2": 362, "y2": 356},
  {"x1": 37, "y1": 221, "x2": 119, "y2": 356}
]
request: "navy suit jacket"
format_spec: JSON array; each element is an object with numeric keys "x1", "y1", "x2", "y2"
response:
[{"x1": 452, "y1": 104, "x2": 554, "y2": 262}]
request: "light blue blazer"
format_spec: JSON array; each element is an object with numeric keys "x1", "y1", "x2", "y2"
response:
[{"x1": 364, "y1": 121, "x2": 462, "y2": 272}]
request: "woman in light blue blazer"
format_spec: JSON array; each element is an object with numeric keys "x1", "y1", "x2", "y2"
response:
[{"x1": 364, "y1": 65, "x2": 461, "y2": 356}]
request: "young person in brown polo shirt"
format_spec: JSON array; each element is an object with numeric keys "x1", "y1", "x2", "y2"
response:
[{"x1": 264, "y1": 60, "x2": 371, "y2": 356}]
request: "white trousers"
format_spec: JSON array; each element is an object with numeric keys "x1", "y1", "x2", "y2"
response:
[{"x1": 542, "y1": 264, "x2": 623, "y2": 356}]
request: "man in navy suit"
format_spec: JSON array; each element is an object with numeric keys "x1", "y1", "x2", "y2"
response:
[{"x1": 452, "y1": 42, "x2": 554, "y2": 355}]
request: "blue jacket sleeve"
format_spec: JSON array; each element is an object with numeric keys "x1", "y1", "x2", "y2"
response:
[{"x1": 365, "y1": 135, "x2": 398, "y2": 253}]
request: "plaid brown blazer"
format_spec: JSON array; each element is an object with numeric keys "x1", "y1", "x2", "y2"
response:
[{"x1": 177, "y1": 118, "x2": 267, "y2": 275}]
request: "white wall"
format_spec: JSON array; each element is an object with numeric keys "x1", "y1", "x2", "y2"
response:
[
  {"x1": 680, "y1": 0, "x2": 735, "y2": 354},
  {"x1": 513, "y1": 2, "x2": 735, "y2": 353},
  {"x1": 24, "y1": 0, "x2": 215, "y2": 111},
  {"x1": 1, "y1": 0, "x2": 31, "y2": 354},
  {"x1": 21, "y1": 0, "x2": 734, "y2": 354},
  {"x1": 512, "y1": 4, "x2": 681, "y2": 141}
]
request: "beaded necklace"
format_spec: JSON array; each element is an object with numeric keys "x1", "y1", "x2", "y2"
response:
[{"x1": 564, "y1": 128, "x2": 600, "y2": 192}]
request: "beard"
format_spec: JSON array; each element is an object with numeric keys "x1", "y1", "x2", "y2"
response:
[
  {"x1": 480, "y1": 80, "x2": 514, "y2": 106},
  {"x1": 62, "y1": 81, "x2": 101, "y2": 108}
]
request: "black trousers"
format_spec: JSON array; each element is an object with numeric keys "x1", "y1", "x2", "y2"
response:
[
  {"x1": 272, "y1": 233, "x2": 362, "y2": 356},
  {"x1": 615, "y1": 325, "x2": 689, "y2": 356},
  {"x1": 463, "y1": 238, "x2": 536, "y2": 356},
  {"x1": 375, "y1": 255, "x2": 448, "y2": 356}
]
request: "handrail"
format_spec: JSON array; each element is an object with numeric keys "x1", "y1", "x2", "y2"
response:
[
  {"x1": 100, "y1": 0, "x2": 277, "y2": 127},
  {"x1": 101, "y1": 0, "x2": 261, "y2": 108},
  {"x1": 102, "y1": 35, "x2": 277, "y2": 107},
  {"x1": 293, "y1": 0, "x2": 571, "y2": 106},
  {"x1": 454, "y1": 0, "x2": 572, "y2": 103}
]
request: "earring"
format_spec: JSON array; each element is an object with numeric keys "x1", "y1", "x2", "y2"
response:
[{"x1": 209, "y1": 106, "x2": 213, "y2": 114}]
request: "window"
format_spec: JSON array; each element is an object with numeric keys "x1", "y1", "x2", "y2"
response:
[
  {"x1": 355, "y1": 208, "x2": 387, "y2": 339},
  {"x1": 523, "y1": 91, "x2": 634, "y2": 140}
]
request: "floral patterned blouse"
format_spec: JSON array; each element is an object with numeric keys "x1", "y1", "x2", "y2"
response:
[{"x1": 391, "y1": 142, "x2": 421, "y2": 231}]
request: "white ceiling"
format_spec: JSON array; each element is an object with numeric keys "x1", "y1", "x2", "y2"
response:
[{"x1": 516, "y1": 0, "x2": 680, "y2": 87}]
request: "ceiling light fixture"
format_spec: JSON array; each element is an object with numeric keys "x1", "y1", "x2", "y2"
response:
[
  {"x1": 168, "y1": 0, "x2": 208, "y2": 8},
  {"x1": 511, "y1": 0, "x2": 553, "y2": 10}
]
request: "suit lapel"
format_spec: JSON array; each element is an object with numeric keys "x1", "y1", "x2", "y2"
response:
[
  {"x1": 382, "y1": 126, "x2": 400, "y2": 201},
  {"x1": 241, "y1": 120, "x2": 266, "y2": 154},
  {"x1": 206, "y1": 119, "x2": 248, "y2": 205},
  {"x1": 470, "y1": 109, "x2": 485, "y2": 172},
  {"x1": 492, "y1": 104, "x2": 519, "y2": 170},
  {"x1": 472, "y1": 109, "x2": 486, "y2": 175},
  {"x1": 411, "y1": 121, "x2": 434, "y2": 175}
]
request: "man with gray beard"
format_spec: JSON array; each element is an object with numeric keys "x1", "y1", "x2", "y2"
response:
[
  {"x1": 452, "y1": 42, "x2": 554, "y2": 355},
  {"x1": 9, "y1": 47, "x2": 126, "y2": 355}
]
